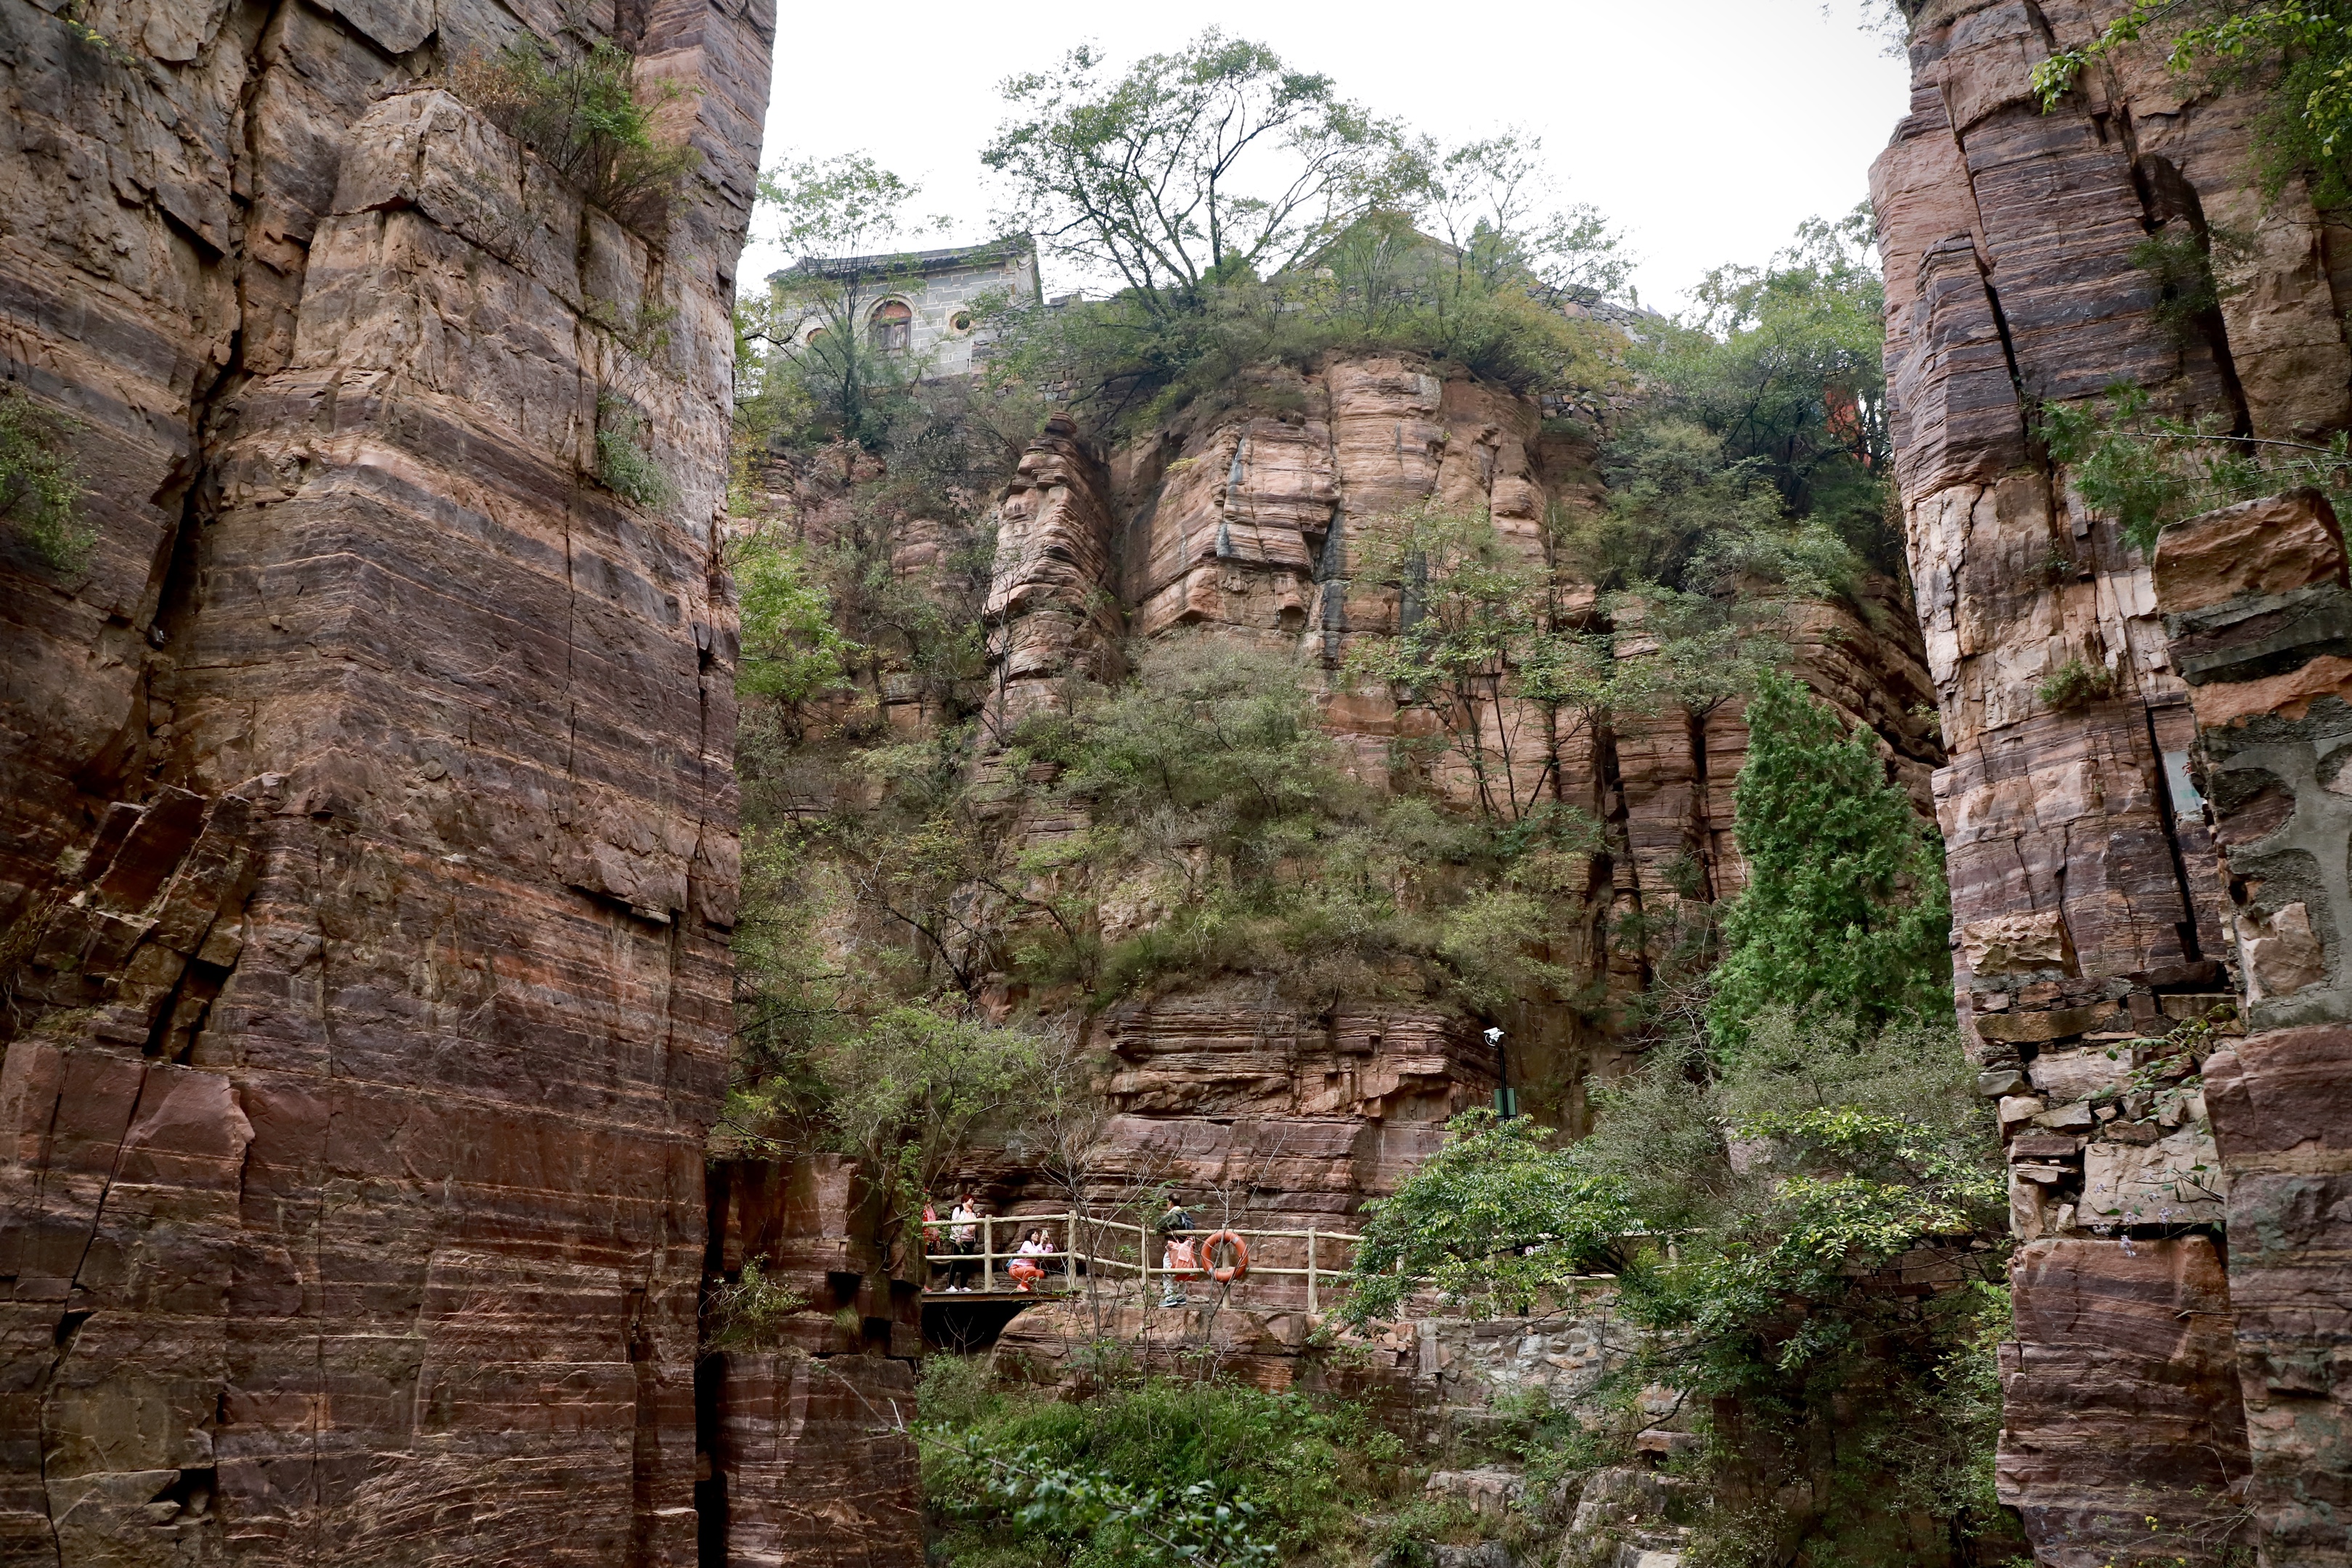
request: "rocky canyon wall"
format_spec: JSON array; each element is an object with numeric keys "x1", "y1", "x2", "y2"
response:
[
  {"x1": 0, "y1": 2, "x2": 772, "y2": 1563},
  {"x1": 1879, "y1": 3, "x2": 2352, "y2": 1561},
  {"x1": 965, "y1": 357, "x2": 1938, "y2": 1240}
]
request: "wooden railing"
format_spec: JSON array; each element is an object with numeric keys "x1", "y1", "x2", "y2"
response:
[{"x1": 921, "y1": 1212, "x2": 1364, "y2": 1312}]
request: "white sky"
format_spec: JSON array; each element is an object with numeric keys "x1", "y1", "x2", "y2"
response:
[{"x1": 740, "y1": 1, "x2": 1913, "y2": 316}]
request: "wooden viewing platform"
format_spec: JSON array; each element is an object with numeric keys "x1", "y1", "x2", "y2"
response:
[{"x1": 915, "y1": 1212, "x2": 1365, "y2": 1304}]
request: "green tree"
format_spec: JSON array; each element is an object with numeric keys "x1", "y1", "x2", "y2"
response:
[
  {"x1": 1705, "y1": 673, "x2": 1950, "y2": 1050},
  {"x1": 734, "y1": 535, "x2": 857, "y2": 735},
  {"x1": 984, "y1": 31, "x2": 1412, "y2": 317},
  {"x1": 1414, "y1": 128, "x2": 1633, "y2": 310},
  {"x1": 1344, "y1": 505, "x2": 1610, "y2": 822},
  {"x1": 1639, "y1": 206, "x2": 1893, "y2": 572}
]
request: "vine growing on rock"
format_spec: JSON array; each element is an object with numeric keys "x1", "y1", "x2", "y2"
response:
[
  {"x1": 2036, "y1": 383, "x2": 2352, "y2": 551},
  {"x1": 0, "y1": 383, "x2": 89, "y2": 574}
]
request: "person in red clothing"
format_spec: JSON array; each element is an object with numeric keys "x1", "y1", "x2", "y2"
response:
[{"x1": 1007, "y1": 1227, "x2": 1053, "y2": 1291}]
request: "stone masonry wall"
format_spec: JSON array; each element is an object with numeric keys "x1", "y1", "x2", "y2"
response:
[{"x1": 0, "y1": 3, "x2": 772, "y2": 1564}]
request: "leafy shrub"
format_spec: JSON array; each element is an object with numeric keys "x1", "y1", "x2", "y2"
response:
[
  {"x1": 2035, "y1": 658, "x2": 2117, "y2": 711},
  {"x1": 705, "y1": 1258, "x2": 809, "y2": 1348},
  {"x1": 920, "y1": 1365, "x2": 1408, "y2": 1568},
  {"x1": 1343, "y1": 1109, "x2": 1639, "y2": 1322},
  {"x1": 0, "y1": 383, "x2": 90, "y2": 574},
  {"x1": 594, "y1": 393, "x2": 674, "y2": 509},
  {"x1": 452, "y1": 33, "x2": 698, "y2": 232}
]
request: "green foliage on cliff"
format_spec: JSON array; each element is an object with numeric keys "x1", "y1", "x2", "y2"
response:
[
  {"x1": 593, "y1": 393, "x2": 674, "y2": 510},
  {"x1": 2037, "y1": 383, "x2": 2352, "y2": 552},
  {"x1": 920, "y1": 1360, "x2": 1410, "y2": 1568},
  {"x1": 1565, "y1": 207, "x2": 1898, "y2": 595},
  {"x1": 1705, "y1": 673, "x2": 1951, "y2": 1051},
  {"x1": 1341, "y1": 1013, "x2": 2012, "y2": 1563},
  {"x1": 0, "y1": 383, "x2": 89, "y2": 575},
  {"x1": 704, "y1": 1258, "x2": 811, "y2": 1349},
  {"x1": 451, "y1": 33, "x2": 698, "y2": 232},
  {"x1": 1000, "y1": 640, "x2": 1605, "y2": 1017},
  {"x1": 2034, "y1": 1, "x2": 2352, "y2": 208}
]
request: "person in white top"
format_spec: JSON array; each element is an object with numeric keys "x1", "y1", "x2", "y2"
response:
[
  {"x1": 947, "y1": 1194, "x2": 981, "y2": 1291},
  {"x1": 1008, "y1": 1227, "x2": 1053, "y2": 1291}
]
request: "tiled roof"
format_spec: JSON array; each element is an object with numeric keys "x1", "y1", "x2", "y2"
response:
[{"x1": 773, "y1": 234, "x2": 1034, "y2": 285}]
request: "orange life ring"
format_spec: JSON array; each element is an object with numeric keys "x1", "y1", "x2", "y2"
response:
[{"x1": 1197, "y1": 1230, "x2": 1249, "y2": 1283}]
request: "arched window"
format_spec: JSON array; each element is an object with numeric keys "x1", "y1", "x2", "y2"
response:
[{"x1": 869, "y1": 300, "x2": 912, "y2": 354}]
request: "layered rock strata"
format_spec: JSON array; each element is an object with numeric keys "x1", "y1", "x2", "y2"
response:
[
  {"x1": 0, "y1": 4, "x2": 771, "y2": 1562},
  {"x1": 972, "y1": 359, "x2": 1938, "y2": 1235},
  {"x1": 705, "y1": 1156, "x2": 923, "y2": 1568},
  {"x1": 1878, "y1": 3, "x2": 2352, "y2": 1559},
  {"x1": 2152, "y1": 491, "x2": 2352, "y2": 1567}
]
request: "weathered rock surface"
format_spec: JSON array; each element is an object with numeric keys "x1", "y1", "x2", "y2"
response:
[
  {"x1": 1881, "y1": 2, "x2": 2352, "y2": 1560},
  {"x1": 968, "y1": 357, "x2": 1937, "y2": 1231},
  {"x1": 706, "y1": 1156, "x2": 923, "y2": 1568},
  {"x1": 711, "y1": 1352, "x2": 921, "y2": 1568},
  {"x1": 0, "y1": 4, "x2": 772, "y2": 1562},
  {"x1": 1998, "y1": 1237, "x2": 2248, "y2": 1564},
  {"x1": 2152, "y1": 489, "x2": 2352, "y2": 1564}
]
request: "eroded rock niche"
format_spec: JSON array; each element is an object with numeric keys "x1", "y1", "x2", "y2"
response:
[
  {"x1": 0, "y1": 2, "x2": 772, "y2": 1562},
  {"x1": 1879, "y1": 4, "x2": 2352, "y2": 1562}
]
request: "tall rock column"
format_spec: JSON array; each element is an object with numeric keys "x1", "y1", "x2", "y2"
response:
[
  {"x1": 2153, "y1": 490, "x2": 2352, "y2": 1568},
  {"x1": 0, "y1": 4, "x2": 772, "y2": 1564},
  {"x1": 1874, "y1": 0, "x2": 2352, "y2": 1557}
]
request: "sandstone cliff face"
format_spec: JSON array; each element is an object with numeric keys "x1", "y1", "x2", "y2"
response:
[
  {"x1": 1878, "y1": 4, "x2": 2352, "y2": 1561},
  {"x1": 0, "y1": 3, "x2": 771, "y2": 1563},
  {"x1": 966, "y1": 354, "x2": 1937, "y2": 1236},
  {"x1": 2151, "y1": 491, "x2": 2352, "y2": 1568}
]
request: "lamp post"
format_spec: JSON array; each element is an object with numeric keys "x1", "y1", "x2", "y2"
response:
[{"x1": 1485, "y1": 1026, "x2": 1517, "y2": 1119}]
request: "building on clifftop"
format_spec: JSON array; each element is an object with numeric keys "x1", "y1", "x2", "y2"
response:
[{"x1": 772, "y1": 235, "x2": 1042, "y2": 378}]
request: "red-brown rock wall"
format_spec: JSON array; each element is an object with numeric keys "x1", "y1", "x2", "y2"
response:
[
  {"x1": 2150, "y1": 491, "x2": 2352, "y2": 1566},
  {"x1": 703, "y1": 1157, "x2": 924, "y2": 1568},
  {"x1": 970, "y1": 354, "x2": 1937, "y2": 1230},
  {"x1": 1879, "y1": 4, "x2": 2352, "y2": 1560},
  {"x1": 0, "y1": 4, "x2": 772, "y2": 1563}
]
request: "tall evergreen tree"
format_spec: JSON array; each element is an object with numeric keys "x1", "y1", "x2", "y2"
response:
[{"x1": 1707, "y1": 672, "x2": 1950, "y2": 1050}]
